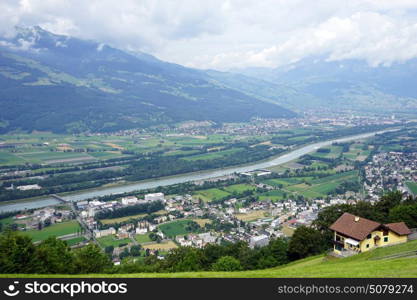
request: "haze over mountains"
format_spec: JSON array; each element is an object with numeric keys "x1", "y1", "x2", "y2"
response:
[
  {"x1": 0, "y1": 27, "x2": 417, "y2": 134},
  {"x1": 0, "y1": 27, "x2": 295, "y2": 133},
  {"x1": 231, "y1": 56, "x2": 417, "y2": 113}
]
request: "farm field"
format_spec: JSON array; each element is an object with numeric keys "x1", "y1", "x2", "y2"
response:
[
  {"x1": 24, "y1": 220, "x2": 81, "y2": 242},
  {"x1": 100, "y1": 213, "x2": 147, "y2": 225},
  {"x1": 343, "y1": 143, "x2": 371, "y2": 161},
  {"x1": 223, "y1": 184, "x2": 256, "y2": 194},
  {"x1": 258, "y1": 190, "x2": 288, "y2": 202},
  {"x1": 182, "y1": 148, "x2": 243, "y2": 161},
  {"x1": 192, "y1": 188, "x2": 231, "y2": 202},
  {"x1": 158, "y1": 219, "x2": 200, "y2": 237},
  {"x1": 0, "y1": 152, "x2": 25, "y2": 165},
  {"x1": 310, "y1": 145, "x2": 343, "y2": 159},
  {"x1": 97, "y1": 235, "x2": 132, "y2": 248}
]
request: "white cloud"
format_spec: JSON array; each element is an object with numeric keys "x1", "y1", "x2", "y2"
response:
[{"x1": 1, "y1": 0, "x2": 417, "y2": 69}]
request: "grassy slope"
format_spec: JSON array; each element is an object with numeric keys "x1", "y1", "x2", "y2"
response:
[{"x1": 3, "y1": 240, "x2": 417, "y2": 278}]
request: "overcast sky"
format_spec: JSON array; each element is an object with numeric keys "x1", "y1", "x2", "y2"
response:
[{"x1": 2, "y1": 0, "x2": 417, "y2": 70}]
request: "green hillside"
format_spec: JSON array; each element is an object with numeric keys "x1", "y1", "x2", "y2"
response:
[{"x1": 3, "y1": 240, "x2": 417, "y2": 278}]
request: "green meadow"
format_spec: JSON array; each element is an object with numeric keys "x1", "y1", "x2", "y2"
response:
[
  {"x1": 24, "y1": 220, "x2": 81, "y2": 242},
  {"x1": 7, "y1": 239, "x2": 417, "y2": 278}
]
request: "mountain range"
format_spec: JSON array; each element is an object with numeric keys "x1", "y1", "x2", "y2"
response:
[
  {"x1": 1, "y1": 26, "x2": 417, "y2": 134},
  {"x1": 231, "y1": 56, "x2": 417, "y2": 113},
  {"x1": 0, "y1": 26, "x2": 295, "y2": 133}
]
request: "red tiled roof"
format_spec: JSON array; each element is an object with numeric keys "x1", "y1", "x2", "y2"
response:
[
  {"x1": 329, "y1": 213, "x2": 381, "y2": 241},
  {"x1": 384, "y1": 222, "x2": 412, "y2": 236}
]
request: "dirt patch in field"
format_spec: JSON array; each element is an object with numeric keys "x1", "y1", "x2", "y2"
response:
[
  {"x1": 105, "y1": 143, "x2": 124, "y2": 150},
  {"x1": 142, "y1": 241, "x2": 178, "y2": 250},
  {"x1": 355, "y1": 155, "x2": 368, "y2": 161},
  {"x1": 235, "y1": 210, "x2": 267, "y2": 222}
]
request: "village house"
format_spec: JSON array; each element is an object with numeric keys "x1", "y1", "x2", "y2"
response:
[{"x1": 330, "y1": 213, "x2": 411, "y2": 256}]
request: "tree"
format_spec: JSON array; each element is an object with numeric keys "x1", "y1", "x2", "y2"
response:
[
  {"x1": 73, "y1": 244, "x2": 112, "y2": 274},
  {"x1": 268, "y1": 238, "x2": 289, "y2": 265},
  {"x1": 389, "y1": 204, "x2": 417, "y2": 228},
  {"x1": 35, "y1": 237, "x2": 75, "y2": 274},
  {"x1": 164, "y1": 247, "x2": 204, "y2": 272},
  {"x1": 119, "y1": 248, "x2": 130, "y2": 260},
  {"x1": 130, "y1": 245, "x2": 141, "y2": 257},
  {"x1": 287, "y1": 226, "x2": 326, "y2": 260},
  {"x1": 0, "y1": 230, "x2": 40, "y2": 273},
  {"x1": 104, "y1": 245, "x2": 114, "y2": 256},
  {"x1": 212, "y1": 256, "x2": 242, "y2": 271},
  {"x1": 375, "y1": 191, "x2": 403, "y2": 221}
]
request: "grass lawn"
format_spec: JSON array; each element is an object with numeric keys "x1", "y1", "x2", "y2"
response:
[
  {"x1": 0, "y1": 216, "x2": 15, "y2": 226},
  {"x1": 65, "y1": 236, "x2": 86, "y2": 246},
  {"x1": 159, "y1": 219, "x2": 199, "y2": 237},
  {"x1": 5, "y1": 240, "x2": 417, "y2": 278},
  {"x1": 97, "y1": 235, "x2": 132, "y2": 248},
  {"x1": 406, "y1": 181, "x2": 417, "y2": 195},
  {"x1": 24, "y1": 220, "x2": 81, "y2": 242},
  {"x1": 192, "y1": 188, "x2": 231, "y2": 202},
  {"x1": 134, "y1": 233, "x2": 152, "y2": 244}
]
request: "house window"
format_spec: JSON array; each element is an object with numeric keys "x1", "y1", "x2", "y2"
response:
[
  {"x1": 383, "y1": 230, "x2": 389, "y2": 236},
  {"x1": 384, "y1": 237, "x2": 388, "y2": 242},
  {"x1": 367, "y1": 234, "x2": 372, "y2": 239},
  {"x1": 366, "y1": 244, "x2": 369, "y2": 248}
]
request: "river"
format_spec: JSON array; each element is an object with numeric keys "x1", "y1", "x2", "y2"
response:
[{"x1": 0, "y1": 130, "x2": 389, "y2": 212}]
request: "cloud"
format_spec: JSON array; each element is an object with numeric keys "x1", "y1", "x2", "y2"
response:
[{"x1": 1, "y1": 0, "x2": 417, "y2": 70}]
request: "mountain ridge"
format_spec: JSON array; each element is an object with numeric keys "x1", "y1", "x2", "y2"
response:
[{"x1": 0, "y1": 26, "x2": 296, "y2": 133}]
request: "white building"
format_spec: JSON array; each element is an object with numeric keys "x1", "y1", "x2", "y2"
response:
[
  {"x1": 145, "y1": 192, "x2": 165, "y2": 202},
  {"x1": 136, "y1": 227, "x2": 148, "y2": 235},
  {"x1": 249, "y1": 234, "x2": 269, "y2": 249},
  {"x1": 16, "y1": 184, "x2": 41, "y2": 191},
  {"x1": 94, "y1": 227, "x2": 116, "y2": 238},
  {"x1": 121, "y1": 196, "x2": 138, "y2": 206}
]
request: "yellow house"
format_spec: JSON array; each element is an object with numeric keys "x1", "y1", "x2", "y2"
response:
[{"x1": 330, "y1": 213, "x2": 411, "y2": 256}]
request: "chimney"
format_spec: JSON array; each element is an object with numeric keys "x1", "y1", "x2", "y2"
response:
[{"x1": 354, "y1": 217, "x2": 360, "y2": 222}]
